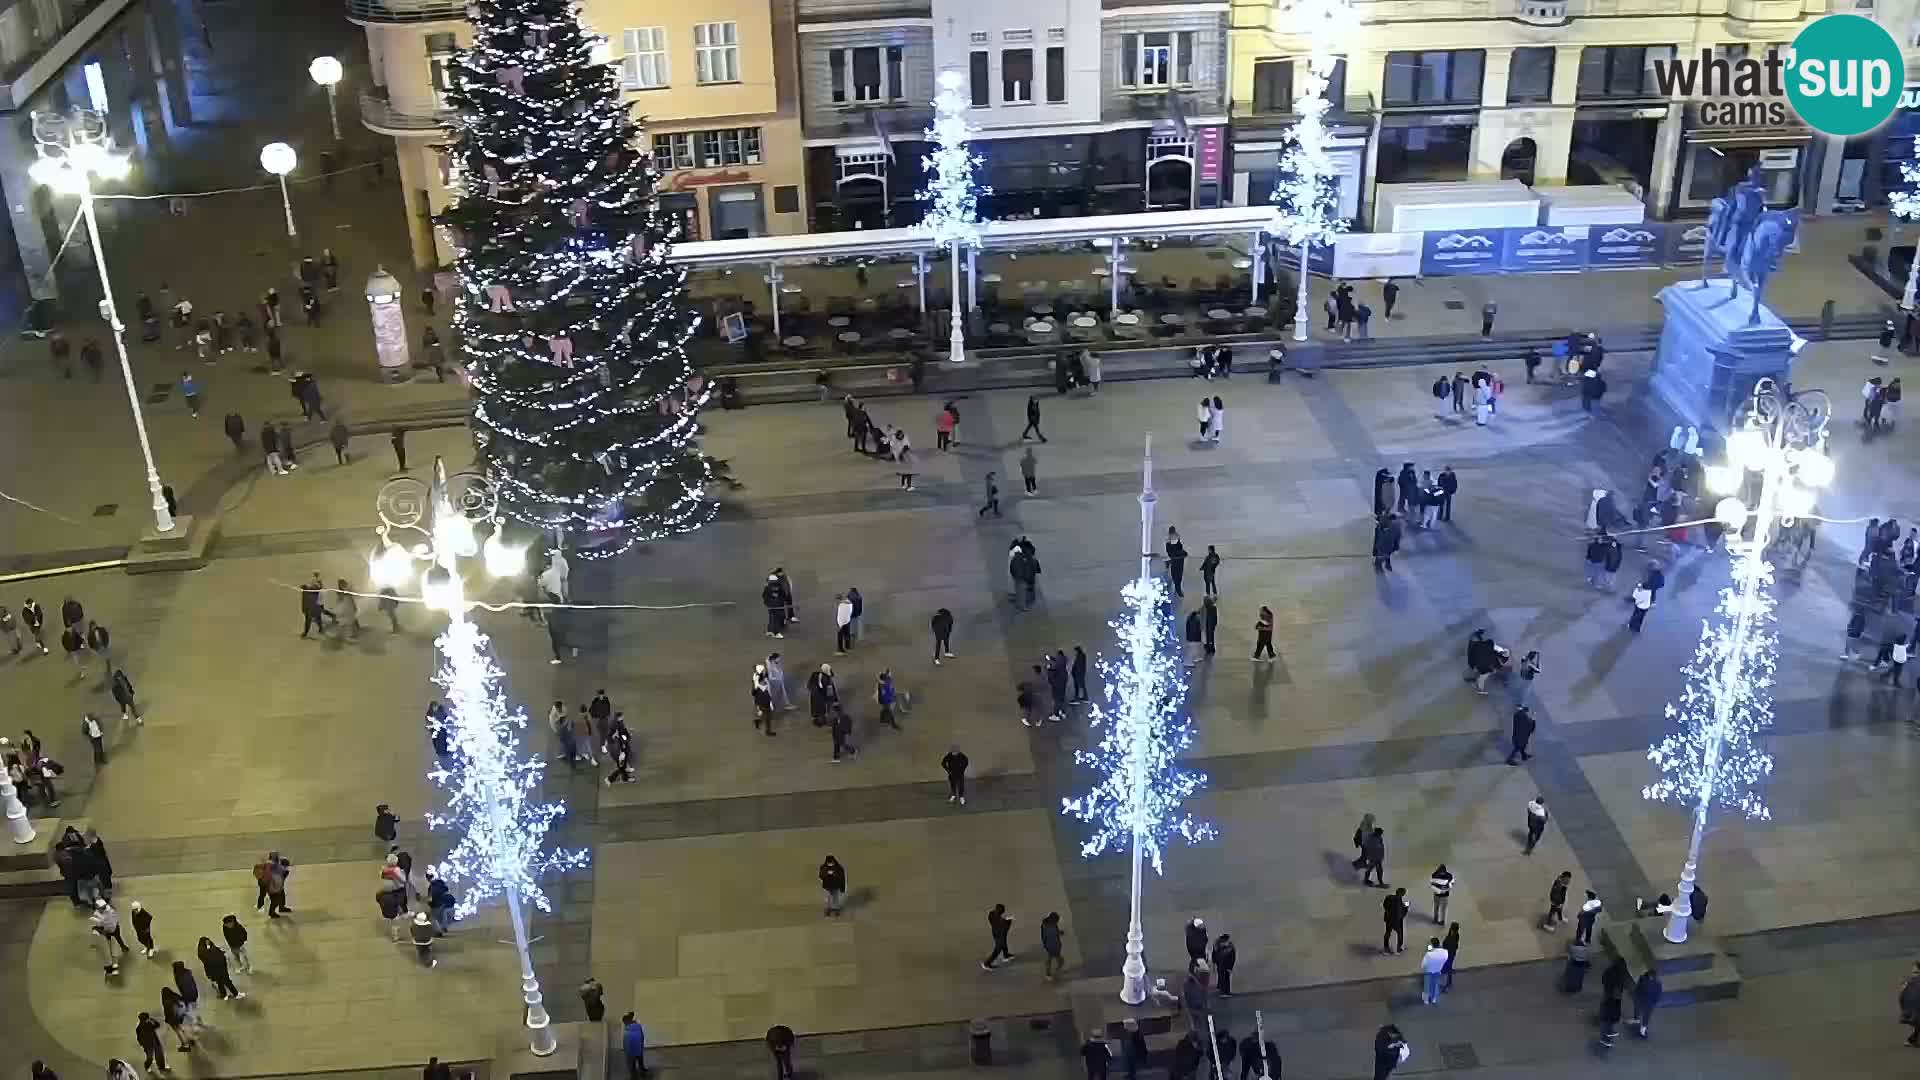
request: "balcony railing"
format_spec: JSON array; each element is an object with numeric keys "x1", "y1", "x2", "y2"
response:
[
  {"x1": 344, "y1": 0, "x2": 468, "y2": 24},
  {"x1": 804, "y1": 103, "x2": 933, "y2": 141},
  {"x1": 360, "y1": 89, "x2": 456, "y2": 135},
  {"x1": 1507, "y1": 0, "x2": 1570, "y2": 24}
]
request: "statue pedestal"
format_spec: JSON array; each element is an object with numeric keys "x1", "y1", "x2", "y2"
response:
[{"x1": 1652, "y1": 279, "x2": 1799, "y2": 435}]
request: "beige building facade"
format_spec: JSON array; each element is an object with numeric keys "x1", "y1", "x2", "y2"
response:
[
  {"x1": 349, "y1": 0, "x2": 808, "y2": 269},
  {"x1": 1228, "y1": 0, "x2": 1920, "y2": 222}
]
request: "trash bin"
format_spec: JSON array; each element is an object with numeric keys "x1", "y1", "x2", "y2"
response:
[
  {"x1": 1559, "y1": 942, "x2": 1591, "y2": 994},
  {"x1": 969, "y1": 1018, "x2": 993, "y2": 1065}
]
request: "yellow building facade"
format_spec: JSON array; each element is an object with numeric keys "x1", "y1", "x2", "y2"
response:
[{"x1": 349, "y1": 0, "x2": 808, "y2": 269}]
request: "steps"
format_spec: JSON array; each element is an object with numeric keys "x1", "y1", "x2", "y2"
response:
[
  {"x1": 1599, "y1": 915, "x2": 1743, "y2": 1006},
  {"x1": 0, "y1": 817, "x2": 80, "y2": 899}
]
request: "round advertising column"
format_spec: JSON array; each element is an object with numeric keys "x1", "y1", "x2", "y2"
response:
[{"x1": 366, "y1": 266, "x2": 413, "y2": 382}]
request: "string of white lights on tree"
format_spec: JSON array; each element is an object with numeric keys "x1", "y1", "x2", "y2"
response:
[
  {"x1": 1272, "y1": 0, "x2": 1351, "y2": 342},
  {"x1": 441, "y1": 0, "x2": 720, "y2": 557},
  {"x1": 1063, "y1": 439, "x2": 1213, "y2": 1004},
  {"x1": 1890, "y1": 139, "x2": 1920, "y2": 310},
  {"x1": 918, "y1": 69, "x2": 988, "y2": 363},
  {"x1": 427, "y1": 617, "x2": 591, "y2": 919}
]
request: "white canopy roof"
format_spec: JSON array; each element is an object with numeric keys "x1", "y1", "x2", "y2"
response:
[{"x1": 668, "y1": 205, "x2": 1281, "y2": 267}]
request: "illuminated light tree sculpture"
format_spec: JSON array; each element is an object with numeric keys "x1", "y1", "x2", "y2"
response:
[
  {"x1": 1889, "y1": 138, "x2": 1920, "y2": 311},
  {"x1": 1063, "y1": 436, "x2": 1215, "y2": 1005},
  {"x1": 441, "y1": 0, "x2": 719, "y2": 558},
  {"x1": 919, "y1": 69, "x2": 987, "y2": 363},
  {"x1": 1271, "y1": 0, "x2": 1351, "y2": 343},
  {"x1": 1644, "y1": 378, "x2": 1829, "y2": 944},
  {"x1": 371, "y1": 460, "x2": 591, "y2": 1054}
]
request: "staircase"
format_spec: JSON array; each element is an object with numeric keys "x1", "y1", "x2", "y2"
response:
[{"x1": 1598, "y1": 915, "x2": 1743, "y2": 1005}]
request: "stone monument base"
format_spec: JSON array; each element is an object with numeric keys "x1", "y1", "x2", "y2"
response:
[{"x1": 1652, "y1": 279, "x2": 1800, "y2": 437}]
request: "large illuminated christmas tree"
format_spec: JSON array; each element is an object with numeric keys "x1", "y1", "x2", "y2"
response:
[{"x1": 441, "y1": 0, "x2": 717, "y2": 557}]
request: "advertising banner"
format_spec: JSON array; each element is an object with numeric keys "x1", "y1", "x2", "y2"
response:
[
  {"x1": 1664, "y1": 221, "x2": 1715, "y2": 266},
  {"x1": 1420, "y1": 228, "x2": 1503, "y2": 275},
  {"x1": 1501, "y1": 226, "x2": 1589, "y2": 272},
  {"x1": 1586, "y1": 223, "x2": 1664, "y2": 269}
]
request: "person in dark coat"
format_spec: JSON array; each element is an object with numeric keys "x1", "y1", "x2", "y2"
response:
[
  {"x1": 171, "y1": 959, "x2": 199, "y2": 1018},
  {"x1": 982, "y1": 903, "x2": 1015, "y2": 969},
  {"x1": 1371, "y1": 514, "x2": 1402, "y2": 572},
  {"x1": 1070, "y1": 646, "x2": 1089, "y2": 703},
  {"x1": 130, "y1": 900, "x2": 156, "y2": 957},
  {"x1": 763, "y1": 575, "x2": 788, "y2": 638},
  {"x1": 942, "y1": 746, "x2": 968, "y2": 804},
  {"x1": 1200, "y1": 546, "x2": 1221, "y2": 596},
  {"x1": 197, "y1": 937, "x2": 242, "y2": 999},
  {"x1": 1184, "y1": 917, "x2": 1208, "y2": 972},
  {"x1": 223, "y1": 412, "x2": 246, "y2": 451},
  {"x1": 1121, "y1": 1019, "x2": 1150, "y2": 1080},
  {"x1": 1210, "y1": 933, "x2": 1237, "y2": 996},
  {"x1": 1381, "y1": 888, "x2": 1408, "y2": 953},
  {"x1": 1508, "y1": 705, "x2": 1535, "y2": 765},
  {"x1": 1202, "y1": 597, "x2": 1219, "y2": 656},
  {"x1": 1373, "y1": 1024, "x2": 1407, "y2": 1080},
  {"x1": 931, "y1": 608, "x2": 954, "y2": 663},
  {"x1": 1081, "y1": 1031, "x2": 1113, "y2": 1080},
  {"x1": 1362, "y1": 828, "x2": 1387, "y2": 887},
  {"x1": 579, "y1": 976, "x2": 606, "y2": 1022},
  {"x1": 1209, "y1": 1029, "x2": 1237, "y2": 1080},
  {"x1": 1437, "y1": 466, "x2": 1458, "y2": 521},
  {"x1": 1395, "y1": 463, "x2": 1418, "y2": 513},
  {"x1": 329, "y1": 420, "x2": 351, "y2": 464},
  {"x1": 1165, "y1": 528, "x2": 1189, "y2": 597},
  {"x1": 1170, "y1": 1032, "x2": 1204, "y2": 1080},
  {"x1": 1046, "y1": 651, "x2": 1070, "y2": 719},
  {"x1": 1899, "y1": 961, "x2": 1920, "y2": 1046},
  {"x1": 391, "y1": 426, "x2": 408, "y2": 471},
  {"x1": 1632, "y1": 969, "x2": 1664, "y2": 1038}
]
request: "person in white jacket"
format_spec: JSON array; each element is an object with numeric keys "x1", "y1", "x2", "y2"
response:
[{"x1": 834, "y1": 594, "x2": 854, "y2": 654}]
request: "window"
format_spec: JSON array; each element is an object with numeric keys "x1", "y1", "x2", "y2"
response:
[
  {"x1": 694, "y1": 22, "x2": 739, "y2": 84},
  {"x1": 970, "y1": 50, "x2": 990, "y2": 107},
  {"x1": 830, "y1": 45, "x2": 905, "y2": 104},
  {"x1": 1252, "y1": 60, "x2": 1292, "y2": 113},
  {"x1": 1048, "y1": 27, "x2": 1065, "y2": 42},
  {"x1": 652, "y1": 133, "x2": 695, "y2": 171},
  {"x1": 1123, "y1": 31, "x2": 1197, "y2": 88},
  {"x1": 1002, "y1": 47, "x2": 1033, "y2": 103},
  {"x1": 427, "y1": 32, "x2": 458, "y2": 106},
  {"x1": 1507, "y1": 46, "x2": 1554, "y2": 104},
  {"x1": 1003, "y1": 28, "x2": 1033, "y2": 43},
  {"x1": 1382, "y1": 50, "x2": 1483, "y2": 107},
  {"x1": 1045, "y1": 45, "x2": 1065, "y2": 103},
  {"x1": 969, "y1": 31, "x2": 988, "y2": 45},
  {"x1": 622, "y1": 27, "x2": 668, "y2": 89},
  {"x1": 653, "y1": 128, "x2": 760, "y2": 170},
  {"x1": 1576, "y1": 45, "x2": 1673, "y2": 99}
]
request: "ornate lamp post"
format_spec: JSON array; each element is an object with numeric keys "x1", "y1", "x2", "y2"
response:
[
  {"x1": 29, "y1": 109, "x2": 173, "y2": 535},
  {"x1": 309, "y1": 56, "x2": 345, "y2": 142},
  {"x1": 1646, "y1": 378, "x2": 1830, "y2": 944},
  {"x1": 260, "y1": 142, "x2": 298, "y2": 240},
  {"x1": 369, "y1": 459, "x2": 584, "y2": 1055}
]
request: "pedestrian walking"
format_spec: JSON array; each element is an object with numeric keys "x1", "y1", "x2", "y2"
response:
[
  {"x1": 1081, "y1": 1030, "x2": 1112, "y2": 1080},
  {"x1": 1183, "y1": 916, "x2": 1208, "y2": 972},
  {"x1": 1382, "y1": 888, "x2": 1408, "y2": 953},
  {"x1": 1046, "y1": 650, "x2": 1070, "y2": 719},
  {"x1": 87, "y1": 621, "x2": 112, "y2": 680},
  {"x1": 1041, "y1": 911, "x2": 1067, "y2": 978},
  {"x1": 1544, "y1": 870, "x2": 1572, "y2": 929},
  {"x1": 982, "y1": 903, "x2": 1015, "y2": 969},
  {"x1": 1020, "y1": 446, "x2": 1038, "y2": 495},
  {"x1": 1371, "y1": 513, "x2": 1401, "y2": 572},
  {"x1": 829, "y1": 705, "x2": 856, "y2": 762},
  {"x1": 221, "y1": 915, "x2": 251, "y2": 973},
  {"x1": 752, "y1": 665, "x2": 775, "y2": 734},
  {"x1": 834, "y1": 593, "x2": 854, "y2": 653},
  {"x1": 1599, "y1": 955, "x2": 1629, "y2": 1045},
  {"x1": 1439, "y1": 921, "x2": 1463, "y2": 992},
  {"x1": 578, "y1": 976, "x2": 606, "y2": 1022},
  {"x1": 875, "y1": 669, "x2": 900, "y2": 730},
  {"x1": 1021, "y1": 395, "x2": 1047, "y2": 442},
  {"x1": 1514, "y1": 649, "x2": 1541, "y2": 708},
  {"x1": 767, "y1": 653, "x2": 794, "y2": 712},
  {"x1": 62, "y1": 624, "x2": 85, "y2": 668},
  {"x1": 1429, "y1": 864, "x2": 1454, "y2": 924},
  {"x1": 1252, "y1": 606, "x2": 1275, "y2": 661},
  {"x1": 22, "y1": 598, "x2": 48, "y2": 654},
  {"x1": 1202, "y1": 597, "x2": 1218, "y2": 657},
  {"x1": 895, "y1": 435, "x2": 916, "y2": 490},
  {"x1": 158, "y1": 989, "x2": 191, "y2": 1053},
  {"x1": 1419, "y1": 937, "x2": 1446, "y2": 1004},
  {"x1": 1480, "y1": 301, "x2": 1497, "y2": 337},
  {"x1": 1211, "y1": 933, "x2": 1236, "y2": 996},
  {"x1": 92, "y1": 898, "x2": 128, "y2": 973},
  {"x1": 931, "y1": 607, "x2": 955, "y2": 663},
  {"x1": 1508, "y1": 705, "x2": 1535, "y2": 765},
  {"x1": 1451, "y1": 372, "x2": 1468, "y2": 413},
  {"x1": 130, "y1": 901, "x2": 155, "y2": 957},
  {"x1": 0, "y1": 605, "x2": 20, "y2": 654},
  {"x1": 623, "y1": 1013, "x2": 650, "y2": 1078},
  {"x1": 1165, "y1": 527, "x2": 1188, "y2": 596},
  {"x1": 1525, "y1": 795, "x2": 1549, "y2": 854},
  {"x1": 762, "y1": 574, "x2": 788, "y2": 638},
  {"x1": 198, "y1": 937, "x2": 243, "y2": 998},
  {"x1": 1382, "y1": 279, "x2": 1399, "y2": 320},
  {"x1": 170, "y1": 962, "x2": 200, "y2": 1036},
  {"x1": 766, "y1": 1025, "x2": 795, "y2": 1080},
  {"x1": 1574, "y1": 890, "x2": 1602, "y2": 945},
  {"x1": 334, "y1": 579, "x2": 361, "y2": 638},
  {"x1": 300, "y1": 573, "x2": 331, "y2": 637},
  {"x1": 1200, "y1": 546, "x2": 1221, "y2": 596},
  {"x1": 979, "y1": 472, "x2": 1002, "y2": 517},
  {"x1": 112, "y1": 669, "x2": 142, "y2": 724},
  {"x1": 82, "y1": 713, "x2": 107, "y2": 765},
  {"x1": 1361, "y1": 827, "x2": 1387, "y2": 887},
  {"x1": 1373, "y1": 1024, "x2": 1408, "y2": 1080},
  {"x1": 1070, "y1": 645, "x2": 1089, "y2": 703},
  {"x1": 1182, "y1": 963, "x2": 1213, "y2": 1035},
  {"x1": 135, "y1": 1012, "x2": 169, "y2": 1073},
  {"x1": 942, "y1": 746, "x2": 968, "y2": 804},
  {"x1": 410, "y1": 911, "x2": 437, "y2": 967},
  {"x1": 604, "y1": 720, "x2": 635, "y2": 784},
  {"x1": 329, "y1": 420, "x2": 350, "y2": 464},
  {"x1": 1632, "y1": 969, "x2": 1663, "y2": 1038},
  {"x1": 392, "y1": 426, "x2": 408, "y2": 471}
]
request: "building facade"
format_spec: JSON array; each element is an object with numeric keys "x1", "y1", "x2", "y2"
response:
[
  {"x1": 796, "y1": 0, "x2": 1229, "y2": 230},
  {"x1": 1228, "y1": 0, "x2": 1920, "y2": 224},
  {"x1": 352, "y1": 0, "x2": 808, "y2": 269}
]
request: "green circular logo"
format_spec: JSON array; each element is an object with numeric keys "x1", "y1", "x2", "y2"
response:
[{"x1": 1786, "y1": 14, "x2": 1906, "y2": 137}]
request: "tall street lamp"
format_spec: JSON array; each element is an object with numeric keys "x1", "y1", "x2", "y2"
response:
[
  {"x1": 1646, "y1": 378, "x2": 1830, "y2": 944},
  {"x1": 260, "y1": 141, "x2": 298, "y2": 240},
  {"x1": 369, "y1": 459, "x2": 582, "y2": 1056},
  {"x1": 30, "y1": 109, "x2": 174, "y2": 535},
  {"x1": 309, "y1": 56, "x2": 345, "y2": 142}
]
